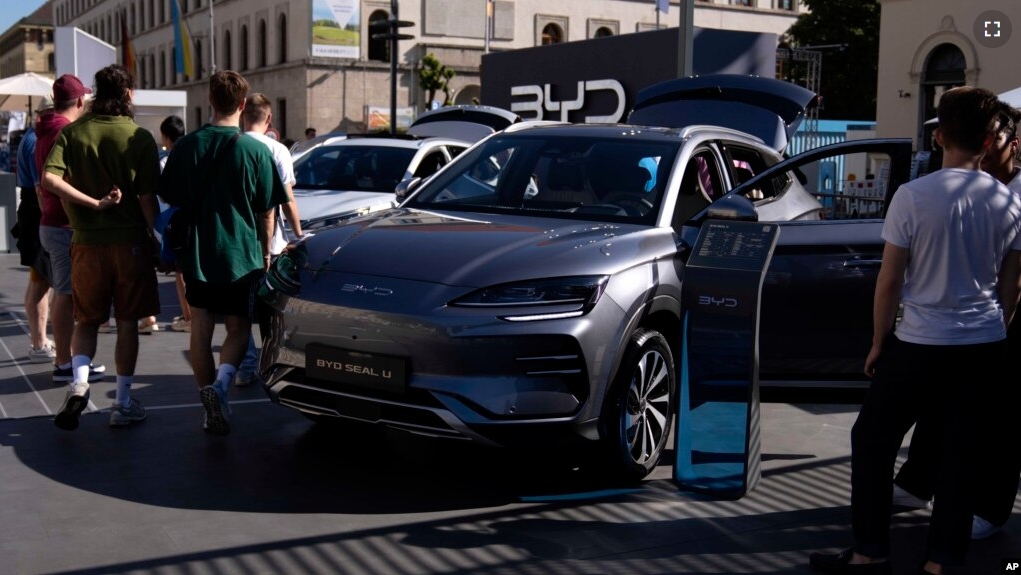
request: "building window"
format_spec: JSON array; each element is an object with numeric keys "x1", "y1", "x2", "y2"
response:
[
  {"x1": 594, "y1": 27, "x2": 613, "y2": 38},
  {"x1": 276, "y1": 98, "x2": 287, "y2": 141},
  {"x1": 195, "y1": 39, "x2": 203, "y2": 79},
  {"x1": 731, "y1": 0, "x2": 753, "y2": 6},
  {"x1": 920, "y1": 43, "x2": 966, "y2": 151},
  {"x1": 258, "y1": 19, "x2": 267, "y2": 68},
  {"x1": 278, "y1": 14, "x2": 287, "y2": 64},
  {"x1": 542, "y1": 23, "x2": 563, "y2": 45},
  {"x1": 223, "y1": 29, "x2": 232, "y2": 70},
  {"x1": 368, "y1": 10, "x2": 389, "y2": 62},
  {"x1": 776, "y1": 0, "x2": 794, "y2": 9},
  {"x1": 159, "y1": 50, "x2": 166, "y2": 87},
  {"x1": 240, "y1": 24, "x2": 249, "y2": 70}
]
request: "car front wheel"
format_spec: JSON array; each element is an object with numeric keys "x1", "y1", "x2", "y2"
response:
[{"x1": 601, "y1": 328, "x2": 676, "y2": 483}]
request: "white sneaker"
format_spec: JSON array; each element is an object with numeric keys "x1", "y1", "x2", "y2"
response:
[
  {"x1": 28, "y1": 342, "x2": 56, "y2": 363},
  {"x1": 892, "y1": 484, "x2": 931, "y2": 509},
  {"x1": 971, "y1": 515, "x2": 1003, "y2": 540}
]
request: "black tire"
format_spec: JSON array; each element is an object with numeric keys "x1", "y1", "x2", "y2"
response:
[{"x1": 600, "y1": 328, "x2": 676, "y2": 483}]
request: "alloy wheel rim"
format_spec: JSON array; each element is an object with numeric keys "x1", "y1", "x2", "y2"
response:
[{"x1": 623, "y1": 349, "x2": 671, "y2": 464}]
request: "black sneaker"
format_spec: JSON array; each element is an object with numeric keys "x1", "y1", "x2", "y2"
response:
[
  {"x1": 53, "y1": 364, "x2": 106, "y2": 383},
  {"x1": 54, "y1": 383, "x2": 91, "y2": 431}
]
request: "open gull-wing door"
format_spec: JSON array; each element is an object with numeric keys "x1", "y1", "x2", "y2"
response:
[
  {"x1": 407, "y1": 105, "x2": 521, "y2": 143},
  {"x1": 627, "y1": 74, "x2": 819, "y2": 154}
]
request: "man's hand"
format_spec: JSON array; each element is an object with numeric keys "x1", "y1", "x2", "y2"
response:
[{"x1": 96, "y1": 186, "x2": 123, "y2": 210}]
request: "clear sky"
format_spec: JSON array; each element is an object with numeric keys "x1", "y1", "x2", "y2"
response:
[{"x1": 0, "y1": 0, "x2": 50, "y2": 40}]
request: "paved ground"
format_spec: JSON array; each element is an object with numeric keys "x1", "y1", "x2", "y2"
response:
[{"x1": 0, "y1": 252, "x2": 1018, "y2": 575}]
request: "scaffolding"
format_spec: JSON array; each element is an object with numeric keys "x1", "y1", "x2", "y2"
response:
[{"x1": 776, "y1": 47, "x2": 821, "y2": 151}]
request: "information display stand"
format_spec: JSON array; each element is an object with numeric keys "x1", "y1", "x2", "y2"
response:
[{"x1": 674, "y1": 220, "x2": 779, "y2": 499}]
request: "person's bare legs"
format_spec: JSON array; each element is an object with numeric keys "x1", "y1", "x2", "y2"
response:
[
  {"x1": 113, "y1": 319, "x2": 139, "y2": 376},
  {"x1": 189, "y1": 306, "x2": 217, "y2": 386},
  {"x1": 221, "y1": 314, "x2": 253, "y2": 368},
  {"x1": 175, "y1": 272, "x2": 191, "y2": 321},
  {"x1": 51, "y1": 293, "x2": 74, "y2": 366},
  {"x1": 71, "y1": 321, "x2": 100, "y2": 366},
  {"x1": 25, "y1": 280, "x2": 51, "y2": 350}
]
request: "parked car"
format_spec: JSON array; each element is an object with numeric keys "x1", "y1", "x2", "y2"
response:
[
  {"x1": 286, "y1": 106, "x2": 521, "y2": 235},
  {"x1": 257, "y1": 75, "x2": 912, "y2": 482}
]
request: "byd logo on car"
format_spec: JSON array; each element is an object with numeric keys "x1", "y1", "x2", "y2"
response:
[
  {"x1": 510, "y1": 79, "x2": 626, "y2": 123},
  {"x1": 697, "y1": 295, "x2": 738, "y2": 308},
  {"x1": 341, "y1": 284, "x2": 393, "y2": 296}
]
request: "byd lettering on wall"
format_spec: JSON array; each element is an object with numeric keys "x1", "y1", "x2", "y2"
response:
[{"x1": 510, "y1": 79, "x2": 626, "y2": 123}]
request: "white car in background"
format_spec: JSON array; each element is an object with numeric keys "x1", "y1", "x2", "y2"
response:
[{"x1": 287, "y1": 106, "x2": 521, "y2": 234}]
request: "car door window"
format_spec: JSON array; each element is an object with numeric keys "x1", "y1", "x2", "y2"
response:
[{"x1": 672, "y1": 149, "x2": 724, "y2": 227}]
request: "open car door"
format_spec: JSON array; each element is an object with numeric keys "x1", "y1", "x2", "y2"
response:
[{"x1": 683, "y1": 138, "x2": 913, "y2": 399}]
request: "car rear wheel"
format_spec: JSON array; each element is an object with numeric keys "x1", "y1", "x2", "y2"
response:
[{"x1": 600, "y1": 328, "x2": 676, "y2": 483}]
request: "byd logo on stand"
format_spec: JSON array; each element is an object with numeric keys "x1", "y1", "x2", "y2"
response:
[{"x1": 510, "y1": 79, "x2": 626, "y2": 123}]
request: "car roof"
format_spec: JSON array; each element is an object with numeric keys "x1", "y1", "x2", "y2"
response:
[{"x1": 483, "y1": 121, "x2": 766, "y2": 147}]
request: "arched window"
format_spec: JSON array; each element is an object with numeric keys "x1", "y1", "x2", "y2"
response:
[
  {"x1": 139, "y1": 56, "x2": 146, "y2": 88},
  {"x1": 240, "y1": 24, "x2": 249, "y2": 70},
  {"x1": 195, "y1": 39, "x2": 203, "y2": 79},
  {"x1": 278, "y1": 14, "x2": 287, "y2": 64},
  {"x1": 595, "y1": 26, "x2": 613, "y2": 38},
  {"x1": 159, "y1": 0, "x2": 165, "y2": 24},
  {"x1": 542, "y1": 23, "x2": 563, "y2": 45},
  {"x1": 258, "y1": 19, "x2": 267, "y2": 68},
  {"x1": 224, "y1": 29, "x2": 232, "y2": 70},
  {"x1": 368, "y1": 10, "x2": 389, "y2": 62},
  {"x1": 920, "y1": 43, "x2": 966, "y2": 151},
  {"x1": 159, "y1": 50, "x2": 166, "y2": 87},
  {"x1": 129, "y1": 4, "x2": 136, "y2": 35},
  {"x1": 148, "y1": 0, "x2": 154, "y2": 28}
]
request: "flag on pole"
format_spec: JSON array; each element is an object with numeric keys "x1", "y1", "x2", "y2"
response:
[
  {"x1": 656, "y1": 0, "x2": 670, "y2": 13},
  {"x1": 119, "y1": 9, "x2": 136, "y2": 72},
  {"x1": 171, "y1": 0, "x2": 194, "y2": 77}
]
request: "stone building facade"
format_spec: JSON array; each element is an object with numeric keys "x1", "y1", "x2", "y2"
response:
[
  {"x1": 50, "y1": 0, "x2": 802, "y2": 141},
  {"x1": 0, "y1": 1, "x2": 55, "y2": 79},
  {"x1": 876, "y1": 0, "x2": 1019, "y2": 150}
]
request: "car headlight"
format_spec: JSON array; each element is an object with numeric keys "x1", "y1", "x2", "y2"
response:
[
  {"x1": 259, "y1": 244, "x2": 308, "y2": 301},
  {"x1": 450, "y1": 275, "x2": 608, "y2": 321}
]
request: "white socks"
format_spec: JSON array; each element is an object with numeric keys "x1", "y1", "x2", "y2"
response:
[
  {"x1": 71, "y1": 354, "x2": 91, "y2": 387},
  {"x1": 215, "y1": 364, "x2": 237, "y2": 391},
  {"x1": 115, "y1": 375, "x2": 133, "y2": 406}
]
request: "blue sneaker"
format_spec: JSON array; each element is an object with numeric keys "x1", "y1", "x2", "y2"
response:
[{"x1": 200, "y1": 384, "x2": 231, "y2": 436}]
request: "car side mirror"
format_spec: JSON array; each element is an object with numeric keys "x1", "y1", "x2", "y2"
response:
[
  {"x1": 395, "y1": 177, "x2": 422, "y2": 202},
  {"x1": 706, "y1": 195, "x2": 758, "y2": 222}
]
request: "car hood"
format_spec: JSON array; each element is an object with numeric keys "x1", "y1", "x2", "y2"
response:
[
  {"x1": 293, "y1": 188, "x2": 396, "y2": 224},
  {"x1": 300, "y1": 208, "x2": 664, "y2": 287}
]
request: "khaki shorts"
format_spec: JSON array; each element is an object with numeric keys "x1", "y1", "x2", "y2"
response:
[{"x1": 70, "y1": 242, "x2": 160, "y2": 325}]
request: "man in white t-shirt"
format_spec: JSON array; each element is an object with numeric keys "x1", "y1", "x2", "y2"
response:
[
  {"x1": 810, "y1": 88, "x2": 1021, "y2": 574},
  {"x1": 237, "y1": 93, "x2": 304, "y2": 385}
]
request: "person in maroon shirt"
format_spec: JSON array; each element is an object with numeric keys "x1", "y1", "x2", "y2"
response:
[{"x1": 36, "y1": 74, "x2": 103, "y2": 385}]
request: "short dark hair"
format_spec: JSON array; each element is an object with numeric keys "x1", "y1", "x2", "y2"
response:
[
  {"x1": 242, "y1": 92, "x2": 272, "y2": 126},
  {"x1": 305, "y1": 127, "x2": 316, "y2": 137},
  {"x1": 91, "y1": 64, "x2": 135, "y2": 118},
  {"x1": 160, "y1": 115, "x2": 186, "y2": 143},
  {"x1": 208, "y1": 70, "x2": 249, "y2": 116},
  {"x1": 936, "y1": 86, "x2": 1001, "y2": 153}
]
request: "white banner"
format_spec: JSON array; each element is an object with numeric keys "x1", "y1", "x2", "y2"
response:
[{"x1": 312, "y1": 0, "x2": 360, "y2": 59}]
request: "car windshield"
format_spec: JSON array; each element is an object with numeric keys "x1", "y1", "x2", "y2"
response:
[
  {"x1": 294, "y1": 144, "x2": 417, "y2": 192},
  {"x1": 405, "y1": 134, "x2": 681, "y2": 224}
]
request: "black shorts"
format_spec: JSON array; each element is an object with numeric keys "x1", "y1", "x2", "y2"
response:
[{"x1": 184, "y1": 272, "x2": 262, "y2": 319}]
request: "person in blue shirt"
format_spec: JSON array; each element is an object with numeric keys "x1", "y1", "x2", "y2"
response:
[{"x1": 14, "y1": 99, "x2": 55, "y2": 363}]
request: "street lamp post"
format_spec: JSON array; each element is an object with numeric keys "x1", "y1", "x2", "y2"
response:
[{"x1": 370, "y1": 0, "x2": 415, "y2": 135}]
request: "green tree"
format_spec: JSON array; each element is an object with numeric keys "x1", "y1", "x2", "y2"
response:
[
  {"x1": 782, "y1": 0, "x2": 880, "y2": 121},
  {"x1": 419, "y1": 53, "x2": 455, "y2": 109}
]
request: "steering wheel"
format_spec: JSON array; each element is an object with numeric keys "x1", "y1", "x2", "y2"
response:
[{"x1": 601, "y1": 193, "x2": 654, "y2": 217}]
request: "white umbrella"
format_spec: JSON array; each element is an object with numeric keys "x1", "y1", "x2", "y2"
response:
[
  {"x1": 0, "y1": 72, "x2": 55, "y2": 114},
  {"x1": 925, "y1": 86, "x2": 1021, "y2": 125}
]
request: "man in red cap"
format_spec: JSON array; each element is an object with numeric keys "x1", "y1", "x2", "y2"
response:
[
  {"x1": 42, "y1": 65, "x2": 161, "y2": 431},
  {"x1": 36, "y1": 73, "x2": 106, "y2": 389}
]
